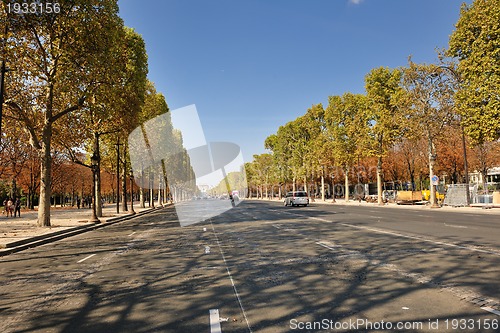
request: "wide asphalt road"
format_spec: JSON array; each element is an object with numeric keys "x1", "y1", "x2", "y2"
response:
[{"x1": 0, "y1": 200, "x2": 499, "y2": 333}]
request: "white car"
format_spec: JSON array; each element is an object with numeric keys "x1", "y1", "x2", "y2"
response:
[{"x1": 284, "y1": 191, "x2": 309, "y2": 207}]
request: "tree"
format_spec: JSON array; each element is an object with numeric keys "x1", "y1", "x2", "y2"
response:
[
  {"x1": 435, "y1": 126, "x2": 466, "y2": 184},
  {"x1": 325, "y1": 93, "x2": 369, "y2": 201},
  {"x1": 265, "y1": 119, "x2": 308, "y2": 192},
  {"x1": 447, "y1": 0, "x2": 500, "y2": 144},
  {"x1": 265, "y1": 133, "x2": 291, "y2": 195},
  {"x1": 135, "y1": 81, "x2": 168, "y2": 207},
  {"x1": 365, "y1": 67, "x2": 404, "y2": 204},
  {"x1": 400, "y1": 60, "x2": 455, "y2": 206},
  {"x1": 469, "y1": 141, "x2": 500, "y2": 193},
  {"x1": 254, "y1": 153, "x2": 274, "y2": 198},
  {"x1": 2, "y1": 0, "x2": 124, "y2": 226}
]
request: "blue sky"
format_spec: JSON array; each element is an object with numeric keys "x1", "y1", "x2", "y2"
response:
[{"x1": 118, "y1": 0, "x2": 470, "y2": 163}]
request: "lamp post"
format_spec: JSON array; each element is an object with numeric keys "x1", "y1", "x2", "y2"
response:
[
  {"x1": 89, "y1": 153, "x2": 101, "y2": 223},
  {"x1": 129, "y1": 170, "x2": 136, "y2": 214},
  {"x1": 321, "y1": 165, "x2": 325, "y2": 202}
]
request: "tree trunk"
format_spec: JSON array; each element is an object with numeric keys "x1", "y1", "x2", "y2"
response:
[
  {"x1": 139, "y1": 187, "x2": 145, "y2": 207},
  {"x1": 94, "y1": 134, "x2": 103, "y2": 217},
  {"x1": 122, "y1": 166, "x2": 128, "y2": 212},
  {"x1": 157, "y1": 187, "x2": 162, "y2": 206},
  {"x1": 38, "y1": 128, "x2": 52, "y2": 227},
  {"x1": 377, "y1": 156, "x2": 383, "y2": 205},
  {"x1": 481, "y1": 170, "x2": 488, "y2": 195},
  {"x1": 321, "y1": 174, "x2": 325, "y2": 201},
  {"x1": 149, "y1": 173, "x2": 154, "y2": 207},
  {"x1": 344, "y1": 166, "x2": 349, "y2": 202}
]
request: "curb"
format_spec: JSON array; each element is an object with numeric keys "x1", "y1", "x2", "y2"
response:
[{"x1": 0, "y1": 206, "x2": 162, "y2": 257}]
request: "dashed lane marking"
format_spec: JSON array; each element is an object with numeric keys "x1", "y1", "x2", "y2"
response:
[
  {"x1": 316, "y1": 241, "x2": 338, "y2": 251},
  {"x1": 209, "y1": 309, "x2": 222, "y2": 333},
  {"x1": 481, "y1": 307, "x2": 500, "y2": 316},
  {"x1": 444, "y1": 223, "x2": 469, "y2": 229},
  {"x1": 338, "y1": 223, "x2": 500, "y2": 256},
  {"x1": 211, "y1": 222, "x2": 253, "y2": 333},
  {"x1": 77, "y1": 254, "x2": 96, "y2": 263}
]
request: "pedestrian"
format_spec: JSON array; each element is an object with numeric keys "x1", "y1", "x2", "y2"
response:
[
  {"x1": 14, "y1": 197, "x2": 21, "y2": 217},
  {"x1": 77, "y1": 197, "x2": 80, "y2": 209},
  {"x1": 2, "y1": 198, "x2": 6, "y2": 216},
  {"x1": 6, "y1": 198, "x2": 13, "y2": 217}
]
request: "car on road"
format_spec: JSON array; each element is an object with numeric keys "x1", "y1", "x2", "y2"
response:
[{"x1": 284, "y1": 191, "x2": 309, "y2": 207}]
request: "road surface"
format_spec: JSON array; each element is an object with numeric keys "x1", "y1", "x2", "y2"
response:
[{"x1": 0, "y1": 200, "x2": 499, "y2": 332}]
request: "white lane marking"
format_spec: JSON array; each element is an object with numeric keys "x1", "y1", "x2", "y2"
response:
[
  {"x1": 77, "y1": 254, "x2": 96, "y2": 263},
  {"x1": 128, "y1": 232, "x2": 136, "y2": 236},
  {"x1": 272, "y1": 209, "x2": 500, "y2": 316},
  {"x1": 308, "y1": 216, "x2": 330, "y2": 223},
  {"x1": 316, "y1": 242, "x2": 339, "y2": 251},
  {"x1": 339, "y1": 223, "x2": 500, "y2": 256},
  {"x1": 209, "y1": 309, "x2": 222, "y2": 333},
  {"x1": 480, "y1": 306, "x2": 500, "y2": 316},
  {"x1": 444, "y1": 223, "x2": 468, "y2": 229},
  {"x1": 205, "y1": 246, "x2": 211, "y2": 254},
  {"x1": 211, "y1": 223, "x2": 253, "y2": 333}
]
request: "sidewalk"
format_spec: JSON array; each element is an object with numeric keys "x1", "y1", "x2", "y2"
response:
[{"x1": 0, "y1": 204, "x2": 159, "y2": 256}]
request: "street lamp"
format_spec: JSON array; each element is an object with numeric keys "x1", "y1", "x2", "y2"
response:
[{"x1": 89, "y1": 153, "x2": 101, "y2": 223}]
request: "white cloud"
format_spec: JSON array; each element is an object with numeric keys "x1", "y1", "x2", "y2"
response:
[{"x1": 349, "y1": 0, "x2": 364, "y2": 4}]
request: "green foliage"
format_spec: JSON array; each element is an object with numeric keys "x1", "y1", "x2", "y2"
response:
[
  {"x1": 325, "y1": 93, "x2": 368, "y2": 168},
  {"x1": 400, "y1": 60, "x2": 456, "y2": 152},
  {"x1": 1, "y1": 0, "x2": 130, "y2": 226},
  {"x1": 365, "y1": 67, "x2": 404, "y2": 157},
  {"x1": 447, "y1": 0, "x2": 500, "y2": 143}
]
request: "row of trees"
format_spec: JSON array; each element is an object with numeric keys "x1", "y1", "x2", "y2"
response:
[
  {"x1": 246, "y1": 0, "x2": 500, "y2": 204},
  {"x1": 0, "y1": 1, "x2": 192, "y2": 226}
]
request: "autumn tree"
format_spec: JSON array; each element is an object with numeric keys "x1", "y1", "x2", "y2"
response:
[
  {"x1": 435, "y1": 126, "x2": 466, "y2": 184},
  {"x1": 448, "y1": 0, "x2": 500, "y2": 193},
  {"x1": 134, "y1": 81, "x2": 169, "y2": 207},
  {"x1": 62, "y1": 26, "x2": 148, "y2": 217},
  {"x1": 325, "y1": 93, "x2": 369, "y2": 201},
  {"x1": 2, "y1": 0, "x2": 124, "y2": 226},
  {"x1": 400, "y1": 60, "x2": 456, "y2": 207},
  {"x1": 365, "y1": 67, "x2": 404, "y2": 204},
  {"x1": 264, "y1": 133, "x2": 291, "y2": 195}
]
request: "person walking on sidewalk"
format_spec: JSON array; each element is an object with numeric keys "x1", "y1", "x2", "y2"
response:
[
  {"x1": 14, "y1": 197, "x2": 21, "y2": 217},
  {"x1": 6, "y1": 198, "x2": 13, "y2": 217}
]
